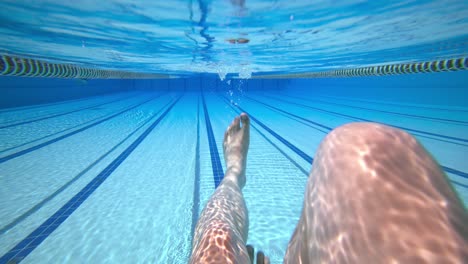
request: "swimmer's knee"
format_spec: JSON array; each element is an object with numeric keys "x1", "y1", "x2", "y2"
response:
[
  {"x1": 311, "y1": 121, "x2": 441, "y2": 189},
  {"x1": 317, "y1": 122, "x2": 424, "y2": 169},
  {"x1": 305, "y1": 122, "x2": 468, "y2": 262},
  {"x1": 324, "y1": 122, "x2": 417, "y2": 150}
]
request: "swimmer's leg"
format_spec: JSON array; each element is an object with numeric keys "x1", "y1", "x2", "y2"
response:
[
  {"x1": 190, "y1": 113, "x2": 251, "y2": 264},
  {"x1": 284, "y1": 122, "x2": 467, "y2": 263}
]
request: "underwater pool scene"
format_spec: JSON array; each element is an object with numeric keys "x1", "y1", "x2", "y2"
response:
[{"x1": 0, "y1": 0, "x2": 467, "y2": 263}]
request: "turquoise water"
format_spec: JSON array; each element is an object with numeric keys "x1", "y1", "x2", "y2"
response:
[
  {"x1": 0, "y1": 0, "x2": 467, "y2": 75},
  {"x1": 0, "y1": 74, "x2": 467, "y2": 263},
  {"x1": 0, "y1": 1, "x2": 468, "y2": 263}
]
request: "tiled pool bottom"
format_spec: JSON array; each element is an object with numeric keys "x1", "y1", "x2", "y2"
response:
[{"x1": 0, "y1": 91, "x2": 467, "y2": 263}]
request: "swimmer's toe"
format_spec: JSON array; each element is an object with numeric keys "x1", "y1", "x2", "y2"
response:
[
  {"x1": 240, "y1": 113, "x2": 250, "y2": 129},
  {"x1": 246, "y1": 245, "x2": 254, "y2": 264},
  {"x1": 257, "y1": 251, "x2": 265, "y2": 264},
  {"x1": 230, "y1": 116, "x2": 241, "y2": 133}
]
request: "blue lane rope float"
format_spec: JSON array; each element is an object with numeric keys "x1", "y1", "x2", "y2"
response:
[
  {"x1": 0, "y1": 55, "x2": 172, "y2": 79},
  {"x1": 2, "y1": 54, "x2": 467, "y2": 79},
  {"x1": 252, "y1": 57, "x2": 468, "y2": 79}
]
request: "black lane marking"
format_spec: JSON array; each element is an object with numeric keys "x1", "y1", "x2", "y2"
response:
[
  {"x1": 316, "y1": 93, "x2": 468, "y2": 113},
  {"x1": 0, "y1": 95, "x2": 181, "y2": 264},
  {"x1": 201, "y1": 93, "x2": 224, "y2": 188},
  {"x1": 260, "y1": 96, "x2": 468, "y2": 147},
  {"x1": 247, "y1": 95, "x2": 468, "y2": 144},
  {"x1": 245, "y1": 96, "x2": 334, "y2": 131},
  {"x1": 0, "y1": 98, "x2": 176, "y2": 235},
  {"x1": 190, "y1": 96, "x2": 201, "y2": 251},
  {"x1": 0, "y1": 94, "x2": 163, "y2": 164},
  {"x1": 222, "y1": 95, "x2": 468, "y2": 188},
  {"x1": 223, "y1": 97, "x2": 309, "y2": 176},
  {"x1": 220, "y1": 96, "x2": 313, "y2": 164},
  {"x1": 265, "y1": 93, "x2": 468, "y2": 125},
  {"x1": 0, "y1": 95, "x2": 155, "y2": 155},
  {"x1": 0, "y1": 94, "x2": 137, "y2": 129},
  {"x1": 0, "y1": 94, "x2": 96, "y2": 113},
  {"x1": 262, "y1": 94, "x2": 468, "y2": 148}
]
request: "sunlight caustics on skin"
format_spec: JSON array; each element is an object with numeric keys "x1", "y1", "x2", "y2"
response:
[
  {"x1": 190, "y1": 114, "x2": 251, "y2": 264},
  {"x1": 284, "y1": 122, "x2": 467, "y2": 263}
]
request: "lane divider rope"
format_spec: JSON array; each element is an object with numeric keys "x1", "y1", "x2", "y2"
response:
[
  {"x1": 0, "y1": 95, "x2": 182, "y2": 264},
  {"x1": 0, "y1": 55, "x2": 173, "y2": 79},
  {"x1": 252, "y1": 57, "x2": 468, "y2": 78}
]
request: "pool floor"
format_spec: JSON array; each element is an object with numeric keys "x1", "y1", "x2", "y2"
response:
[{"x1": 0, "y1": 91, "x2": 467, "y2": 263}]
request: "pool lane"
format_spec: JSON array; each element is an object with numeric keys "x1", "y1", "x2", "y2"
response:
[
  {"x1": 0, "y1": 93, "x2": 153, "y2": 153},
  {"x1": 317, "y1": 93, "x2": 468, "y2": 113},
  {"x1": 0, "y1": 97, "x2": 177, "y2": 236},
  {"x1": 259, "y1": 94, "x2": 468, "y2": 148},
  {"x1": 190, "y1": 96, "x2": 201, "y2": 245},
  {"x1": 0, "y1": 93, "x2": 138, "y2": 129},
  {"x1": 274, "y1": 92, "x2": 468, "y2": 121},
  {"x1": 205, "y1": 93, "x2": 308, "y2": 264},
  {"x1": 250, "y1": 93, "x2": 468, "y2": 143},
  {"x1": 0, "y1": 95, "x2": 92, "y2": 114},
  {"x1": 222, "y1": 92, "x2": 467, "y2": 201},
  {"x1": 201, "y1": 93, "x2": 224, "y2": 188},
  {"x1": 0, "y1": 94, "x2": 175, "y2": 249},
  {"x1": 17, "y1": 94, "x2": 195, "y2": 263},
  {"x1": 286, "y1": 95, "x2": 468, "y2": 125},
  {"x1": 0, "y1": 90, "x2": 465, "y2": 263},
  {"x1": 0, "y1": 94, "x2": 163, "y2": 163},
  {"x1": 250, "y1": 93, "x2": 468, "y2": 168},
  {"x1": 0, "y1": 94, "x2": 184, "y2": 263},
  {"x1": 0, "y1": 92, "x2": 135, "y2": 125}
]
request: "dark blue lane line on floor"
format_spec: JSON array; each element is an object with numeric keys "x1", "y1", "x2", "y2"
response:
[
  {"x1": 316, "y1": 94, "x2": 468, "y2": 113},
  {"x1": 258, "y1": 94, "x2": 363, "y2": 122},
  {"x1": 0, "y1": 98, "x2": 176, "y2": 236},
  {"x1": 247, "y1": 96, "x2": 468, "y2": 182},
  {"x1": 249, "y1": 95, "x2": 468, "y2": 144},
  {"x1": 251, "y1": 95, "x2": 468, "y2": 149},
  {"x1": 191, "y1": 96, "x2": 201, "y2": 250},
  {"x1": 0, "y1": 94, "x2": 136, "y2": 129},
  {"x1": 442, "y1": 166, "x2": 468, "y2": 180},
  {"x1": 221, "y1": 96, "x2": 468, "y2": 188},
  {"x1": 0, "y1": 94, "x2": 163, "y2": 164},
  {"x1": 0, "y1": 96, "x2": 157, "y2": 153},
  {"x1": 0, "y1": 94, "x2": 94, "y2": 114},
  {"x1": 0, "y1": 96, "x2": 182, "y2": 264},
  {"x1": 245, "y1": 96, "x2": 333, "y2": 131},
  {"x1": 311, "y1": 97, "x2": 468, "y2": 125},
  {"x1": 220, "y1": 96, "x2": 313, "y2": 164},
  {"x1": 202, "y1": 93, "x2": 224, "y2": 188},
  {"x1": 450, "y1": 180, "x2": 468, "y2": 189},
  {"x1": 225, "y1": 100, "x2": 309, "y2": 176},
  {"x1": 244, "y1": 97, "x2": 330, "y2": 134},
  {"x1": 0, "y1": 95, "x2": 156, "y2": 155},
  {"x1": 256, "y1": 95, "x2": 468, "y2": 148},
  {"x1": 271, "y1": 93, "x2": 468, "y2": 125}
]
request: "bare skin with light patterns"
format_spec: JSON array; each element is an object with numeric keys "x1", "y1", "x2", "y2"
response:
[
  {"x1": 284, "y1": 122, "x2": 467, "y2": 263},
  {"x1": 190, "y1": 113, "x2": 252, "y2": 264},
  {"x1": 191, "y1": 115, "x2": 467, "y2": 263}
]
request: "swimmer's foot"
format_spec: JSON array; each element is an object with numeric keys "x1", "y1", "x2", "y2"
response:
[
  {"x1": 247, "y1": 245, "x2": 254, "y2": 264},
  {"x1": 246, "y1": 244, "x2": 270, "y2": 264},
  {"x1": 223, "y1": 113, "x2": 250, "y2": 189}
]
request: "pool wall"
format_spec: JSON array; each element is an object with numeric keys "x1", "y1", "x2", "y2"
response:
[
  {"x1": 1, "y1": 70, "x2": 466, "y2": 109},
  {"x1": 287, "y1": 70, "x2": 468, "y2": 106}
]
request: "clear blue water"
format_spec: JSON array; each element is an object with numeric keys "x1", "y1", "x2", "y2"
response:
[
  {"x1": 0, "y1": 74, "x2": 467, "y2": 263},
  {"x1": 0, "y1": 0, "x2": 467, "y2": 76},
  {"x1": 0, "y1": 1, "x2": 467, "y2": 263}
]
